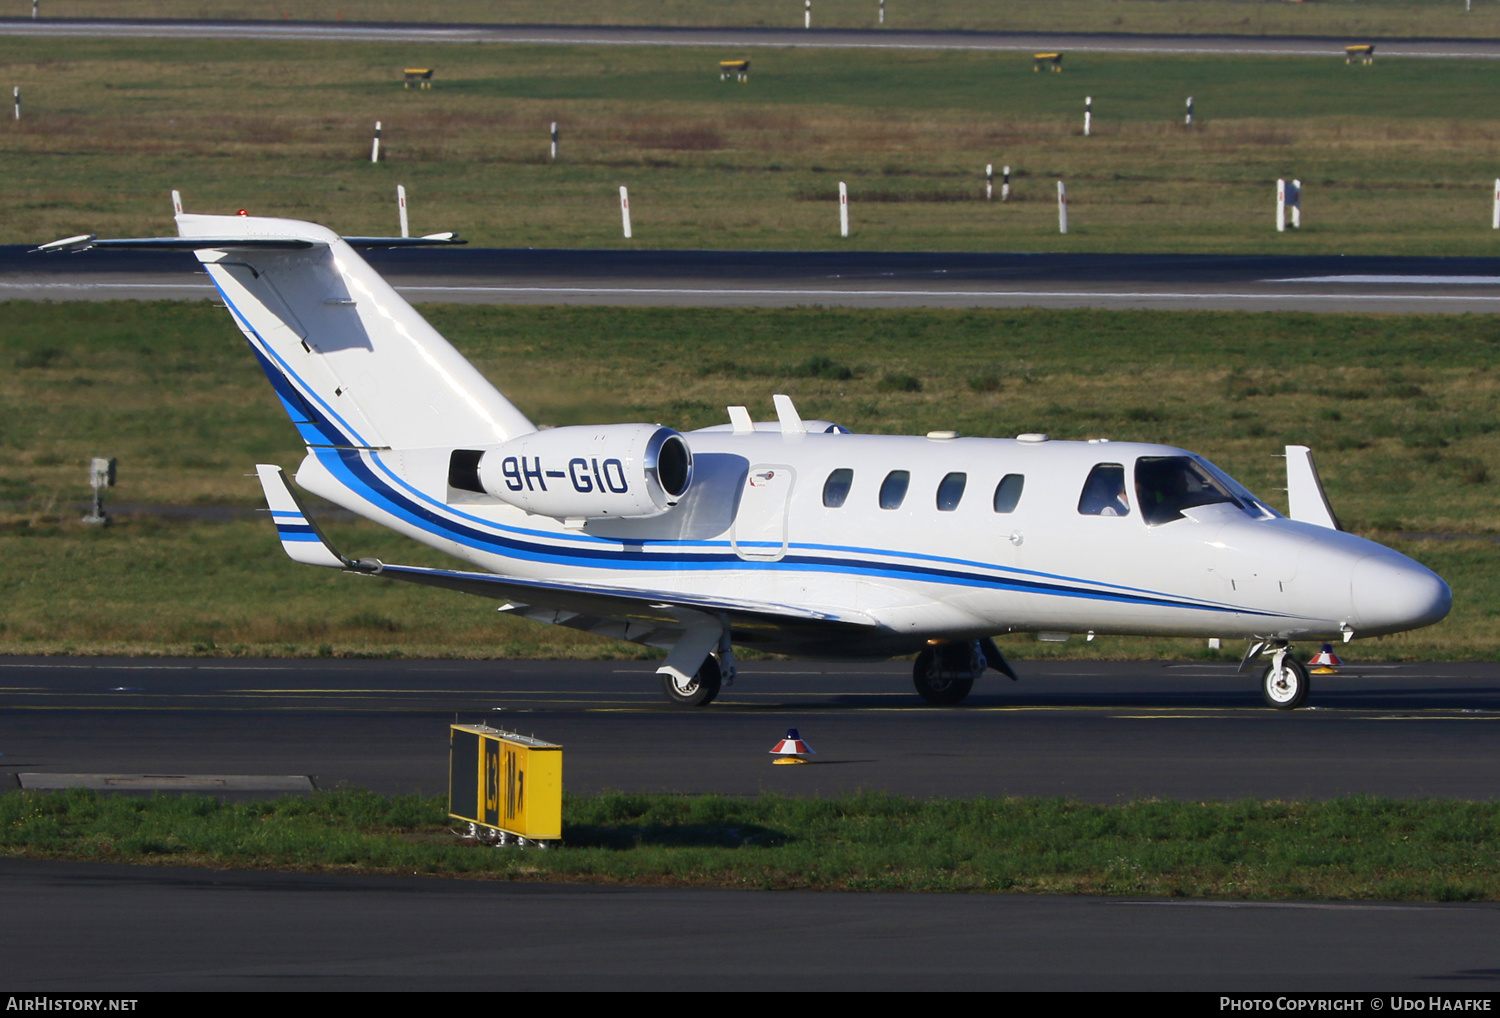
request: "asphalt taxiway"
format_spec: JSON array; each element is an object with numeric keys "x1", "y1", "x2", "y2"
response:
[
  {"x1": 7, "y1": 19, "x2": 1500, "y2": 61},
  {"x1": 2, "y1": 656, "x2": 1499, "y2": 990},
  {"x1": 4, "y1": 657, "x2": 1497, "y2": 801},
  {"x1": 10, "y1": 247, "x2": 1500, "y2": 312},
  {"x1": 6, "y1": 857, "x2": 1499, "y2": 991}
]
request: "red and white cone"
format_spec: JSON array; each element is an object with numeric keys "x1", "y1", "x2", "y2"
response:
[
  {"x1": 770, "y1": 728, "x2": 815, "y2": 765},
  {"x1": 1308, "y1": 643, "x2": 1343, "y2": 674}
]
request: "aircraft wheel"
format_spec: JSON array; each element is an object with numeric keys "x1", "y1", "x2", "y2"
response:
[
  {"x1": 660, "y1": 655, "x2": 722, "y2": 706},
  {"x1": 1261, "y1": 656, "x2": 1310, "y2": 709},
  {"x1": 913, "y1": 648, "x2": 974, "y2": 706}
]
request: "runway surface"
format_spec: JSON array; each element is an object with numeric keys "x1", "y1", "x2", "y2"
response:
[
  {"x1": 3, "y1": 656, "x2": 1499, "y2": 990},
  {"x1": 5, "y1": 19, "x2": 1500, "y2": 60},
  {"x1": 10, "y1": 246, "x2": 1500, "y2": 312},
  {"x1": 4, "y1": 657, "x2": 1498, "y2": 801}
]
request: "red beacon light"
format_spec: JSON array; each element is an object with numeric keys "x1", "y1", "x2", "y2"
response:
[{"x1": 237, "y1": 209, "x2": 249, "y2": 216}]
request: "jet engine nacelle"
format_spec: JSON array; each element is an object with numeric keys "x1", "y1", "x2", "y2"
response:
[{"x1": 477, "y1": 424, "x2": 692, "y2": 519}]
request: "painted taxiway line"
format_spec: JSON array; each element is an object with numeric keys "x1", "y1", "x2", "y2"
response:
[
  {"x1": 1276, "y1": 275, "x2": 1500, "y2": 285},
  {"x1": 1116, "y1": 900, "x2": 1460, "y2": 912},
  {"x1": 396, "y1": 285, "x2": 1500, "y2": 303},
  {"x1": 17, "y1": 281, "x2": 1500, "y2": 301}
]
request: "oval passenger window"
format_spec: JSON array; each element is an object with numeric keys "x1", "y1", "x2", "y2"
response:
[
  {"x1": 992, "y1": 474, "x2": 1024, "y2": 513},
  {"x1": 822, "y1": 468, "x2": 854, "y2": 508},
  {"x1": 879, "y1": 470, "x2": 910, "y2": 510},
  {"x1": 936, "y1": 472, "x2": 966, "y2": 512}
]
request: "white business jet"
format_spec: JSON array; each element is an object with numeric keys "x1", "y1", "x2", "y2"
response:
[{"x1": 39, "y1": 213, "x2": 1451, "y2": 709}]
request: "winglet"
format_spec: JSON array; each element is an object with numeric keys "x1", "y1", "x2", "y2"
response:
[
  {"x1": 34, "y1": 233, "x2": 97, "y2": 253},
  {"x1": 1284, "y1": 445, "x2": 1341, "y2": 531},
  {"x1": 255, "y1": 463, "x2": 352, "y2": 569}
]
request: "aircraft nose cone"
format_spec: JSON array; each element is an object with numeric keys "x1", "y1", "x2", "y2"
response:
[{"x1": 1350, "y1": 554, "x2": 1452, "y2": 634}]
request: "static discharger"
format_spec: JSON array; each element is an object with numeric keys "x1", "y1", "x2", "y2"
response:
[
  {"x1": 770, "y1": 728, "x2": 815, "y2": 765},
  {"x1": 1308, "y1": 643, "x2": 1344, "y2": 675}
]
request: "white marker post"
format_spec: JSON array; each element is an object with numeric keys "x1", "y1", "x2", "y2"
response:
[
  {"x1": 805, "y1": 0, "x2": 811, "y2": 28},
  {"x1": 1276, "y1": 178, "x2": 1286, "y2": 233},
  {"x1": 986, "y1": 163, "x2": 993, "y2": 201},
  {"x1": 171, "y1": 189, "x2": 183, "y2": 215},
  {"x1": 11, "y1": 86, "x2": 17, "y2": 121},
  {"x1": 371, "y1": 121, "x2": 381, "y2": 164},
  {"x1": 1002, "y1": 165, "x2": 1011, "y2": 202},
  {"x1": 620, "y1": 185, "x2": 632, "y2": 238},
  {"x1": 879, "y1": 0, "x2": 885, "y2": 24},
  {"x1": 1057, "y1": 180, "x2": 1068, "y2": 234},
  {"x1": 1084, "y1": 96, "x2": 1092, "y2": 137},
  {"x1": 1492, "y1": 179, "x2": 1499, "y2": 230},
  {"x1": 31, "y1": 0, "x2": 37, "y2": 19},
  {"x1": 397, "y1": 185, "x2": 409, "y2": 238},
  {"x1": 550, "y1": 122, "x2": 558, "y2": 161},
  {"x1": 1290, "y1": 179, "x2": 1302, "y2": 229},
  {"x1": 1186, "y1": 96, "x2": 1194, "y2": 127},
  {"x1": 839, "y1": 180, "x2": 849, "y2": 237}
]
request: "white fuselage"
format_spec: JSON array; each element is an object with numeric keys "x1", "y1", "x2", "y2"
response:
[{"x1": 293, "y1": 428, "x2": 1450, "y2": 658}]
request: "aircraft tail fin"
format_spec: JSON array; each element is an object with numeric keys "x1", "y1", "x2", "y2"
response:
[{"x1": 176, "y1": 214, "x2": 535, "y2": 453}]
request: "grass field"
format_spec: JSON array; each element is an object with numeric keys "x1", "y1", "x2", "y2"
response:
[
  {"x1": 22, "y1": 0, "x2": 1500, "y2": 41},
  {"x1": 5, "y1": 38, "x2": 1500, "y2": 253},
  {"x1": 2, "y1": 301, "x2": 1496, "y2": 660},
  {"x1": 5, "y1": 788, "x2": 1500, "y2": 900}
]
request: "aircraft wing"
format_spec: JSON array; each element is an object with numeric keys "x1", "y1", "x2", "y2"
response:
[{"x1": 254, "y1": 464, "x2": 876, "y2": 643}]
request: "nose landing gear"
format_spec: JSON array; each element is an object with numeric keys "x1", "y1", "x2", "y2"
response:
[{"x1": 1259, "y1": 643, "x2": 1310, "y2": 709}]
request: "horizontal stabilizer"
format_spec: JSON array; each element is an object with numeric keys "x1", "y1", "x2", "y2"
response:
[
  {"x1": 256, "y1": 464, "x2": 354, "y2": 569},
  {"x1": 35, "y1": 234, "x2": 463, "y2": 253}
]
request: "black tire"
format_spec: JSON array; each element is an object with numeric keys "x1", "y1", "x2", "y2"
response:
[
  {"x1": 660, "y1": 655, "x2": 722, "y2": 706},
  {"x1": 1261, "y1": 656, "x2": 1310, "y2": 710},
  {"x1": 913, "y1": 647, "x2": 975, "y2": 706}
]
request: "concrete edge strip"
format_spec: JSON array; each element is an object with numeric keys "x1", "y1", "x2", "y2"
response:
[{"x1": 17, "y1": 773, "x2": 315, "y2": 791}]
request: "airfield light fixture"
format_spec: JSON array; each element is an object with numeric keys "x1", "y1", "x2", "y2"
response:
[{"x1": 82, "y1": 456, "x2": 116, "y2": 527}]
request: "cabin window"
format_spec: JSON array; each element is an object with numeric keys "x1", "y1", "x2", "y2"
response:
[
  {"x1": 992, "y1": 474, "x2": 1024, "y2": 513},
  {"x1": 1078, "y1": 463, "x2": 1130, "y2": 517},
  {"x1": 879, "y1": 470, "x2": 911, "y2": 510},
  {"x1": 936, "y1": 472, "x2": 967, "y2": 512},
  {"x1": 822, "y1": 468, "x2": 854, "y2": 508},
  {"x1": 1134, "y1": 456, "x2": 1243, "y2": 526}
]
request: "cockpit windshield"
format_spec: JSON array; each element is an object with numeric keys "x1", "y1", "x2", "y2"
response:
[
  {"x1": 1134, "y1": 456, "x2": 1245, "y2": 526},
  {"x1": 1190, "y1": 455, "x2": 1281, "y2": 520}
]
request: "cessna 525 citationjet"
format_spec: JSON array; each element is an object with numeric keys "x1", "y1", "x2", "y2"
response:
[{"x1": 40, "y1": 213, "x2": 1451, "y2": 709}]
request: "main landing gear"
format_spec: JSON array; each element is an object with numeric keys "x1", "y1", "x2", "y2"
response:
[
  {"x1": 1256, "y1": 642, "x2": 1310, "y2": 710},
  {"x1": 913, "y1": 640, "x2": 1015, "y2": 706},
  {"x1": 660, "y1": 653, "x2": 723, "y2": 706}
]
